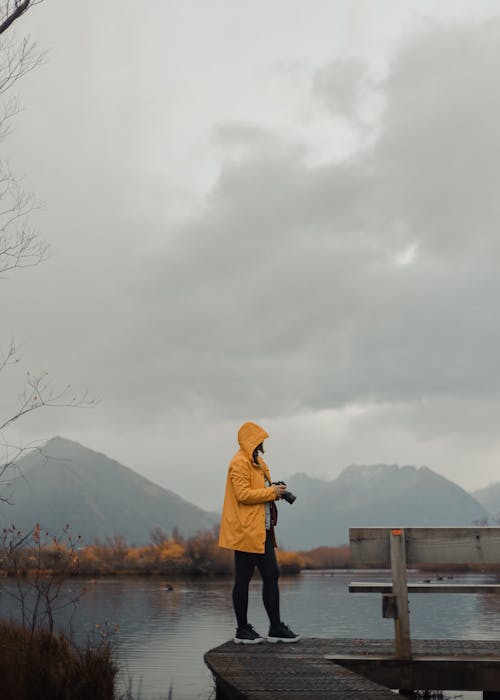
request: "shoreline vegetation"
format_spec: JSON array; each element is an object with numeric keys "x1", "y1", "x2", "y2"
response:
[
  {"x1": 2, "y1": 524, "x2": 497, "y2": 580},
  {"x1": 0, "y1": 526, "x2": 497, "y2": 699},
  {"x1": 0, "y1": 525, "x2": 349, "y2": 697},
  {"x1": 1, "y1": 524, "x2": 352, "y2": 578},
  {"x1": 0, "y1": 524, "x2": 158, "y2": 699},
  {"x1": 0, "y1": 620, "x2": 119, "y2": 700}
]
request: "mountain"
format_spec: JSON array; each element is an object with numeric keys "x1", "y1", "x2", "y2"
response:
[
  {"x1": 276, "y1": 464, "x2": 489, "y2": 550},
  {"x1": 3, "y1": 442, "x2": 489, "y2": 551},
  {"x1": 471, "y1": 483, "x2": 500, "y2": 519},
  {"x1": 0, "y1": 437, "x2": 217, "y2": 544}
]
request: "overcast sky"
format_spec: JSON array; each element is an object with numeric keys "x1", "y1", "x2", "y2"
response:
[{"x1": 2, "y1": 0, "x2": 500, "y2": 510}]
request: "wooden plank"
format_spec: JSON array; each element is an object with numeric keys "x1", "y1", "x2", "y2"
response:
[
  {"x1": 205, "y1": 639, "x2": 500, "y2": 698},
  {"x1": 205, "y1": 638, "x2": 397, "y2": 699},
  {"x1": 326, "y1": 654, "x2": 500, "y2": 662},
  {"x1": 349, "y1": 582, "x2": 500, "y2": 594},
  {"x1": 325, "y1": 654, "x2": 500, "y2": 692},
  {"x1": 350, "y1": 527, "x2": 500, "y2": 566},
  {"x1": 390, "y1": 528, "x2": 411, "y2": 659}
]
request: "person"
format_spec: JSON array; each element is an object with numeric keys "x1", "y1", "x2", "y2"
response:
[{"x1": 219, "y1": 421, "x2": 300, "y2": 644}]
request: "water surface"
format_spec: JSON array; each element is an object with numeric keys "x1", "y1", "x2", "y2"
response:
[{"x1": 2, "y1": 570, "x2": 499, "y2": 699}]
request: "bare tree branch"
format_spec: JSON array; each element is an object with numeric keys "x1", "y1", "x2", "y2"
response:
[
  {"x1": 0, "y1": 0, "x2": 44, "y2": 37},
  {"x1": 0, "y1": 441, "x2": 59, "y2": 505},
  {"x1": 0, "y1": 162, "x2": 48, "y2": 274},
  {"x1": 0, "y1": 338, "x2": 17, "y2": 372},
  {"x1": 0, "y1": 1, "x2": 31, "y2": 36},
  {"x1": 0, "y1": 33, "x2": 47, "y2": 98},
  {"x1": 0, "y1": 0, "x2": 97, "y2": 506},
  {"x1": 0, "y1": 345, "x2": 99, "y2": 503},
  {"x1": 0, "y1": 6, "x2": 48, "y2": 276},
  {"x1": 1, "y1": 372, "x2": 98, "y2": 435}
]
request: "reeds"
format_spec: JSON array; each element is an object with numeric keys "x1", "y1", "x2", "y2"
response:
[{"x1": 0, "y1": 619, "x2": 118, "y2": 700}]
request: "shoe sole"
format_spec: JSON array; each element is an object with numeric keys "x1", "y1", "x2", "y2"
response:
[
  {"x1": 267, "y1": 635, "x2": 301, "y2": 643},
  {"x1": 233, "y1": 637, "x2": 264, "y2": 644}
]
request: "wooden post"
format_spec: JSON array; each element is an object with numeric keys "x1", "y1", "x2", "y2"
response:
[{"x1": 390, "y1": 528, "x2": 412, "y2": 659}]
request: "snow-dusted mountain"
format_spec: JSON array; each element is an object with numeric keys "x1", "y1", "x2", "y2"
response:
[{"x1": 276, "y1": 463, "x2": 489, "y2": 549}]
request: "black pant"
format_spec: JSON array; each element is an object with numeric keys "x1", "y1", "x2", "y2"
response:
[{"x1": 232, "y1": 530, "x2": 280, "y2": 629}]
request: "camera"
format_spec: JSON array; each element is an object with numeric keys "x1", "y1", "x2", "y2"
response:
[{"x1": 272, "y1": 481, "x2": 296, "y2": 505}]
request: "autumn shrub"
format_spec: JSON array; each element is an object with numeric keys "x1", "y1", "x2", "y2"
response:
[
  {"x1": 276, "y1": 550, "x2": 305, "y2": 574},
  {"x1": 0, "y1": 524, "x2": 83, "y2": 634},
  {"x1": 63, "y1": 531, "x2": 312, "y2": 576},
  {"x1": 1, "y1": 524, "x2": 330, "y2": 577},
  {"x1": 301, "y1": 544, "x2": 351, "y2": 569},
  {"x1": 0, "y1": 526, "x2": 133, "y2": 699},
  {"x1": 76, "y1": 541, "x2": 113, "y2": 575},
  {"x1": 184, "y1": 527, "x2": 233, "y2": 575},
  {"x1": 0, "y1": 619, "x2": 118, "y2": 700},
  {"x1": 72, "y1": 525, "x2": 232, "y2": 575}
]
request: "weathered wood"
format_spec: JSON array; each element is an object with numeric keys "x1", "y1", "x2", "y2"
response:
[
  {"x1": 205, "y1": 639, "x2": 500, "y2": 698},
  {"x1": 390, "y1": 528, "x2": 411, "y2": 659},
  {"x1": 205, "y1": 638, "x2": 397, "y2": 699},
  {"x1": 325, "y1": 653, "x2": 500, "y2": 691},
  {"x1": 349, "y1": 527, "x2": 500, "y2": 664},
  {"x1": 350, "y1": 527, "x2": 500, "y2": 566},
  {"x1": 350, "y1": 582, "x2": 500, "y2": 594},
  {"x1": 382, "y1": 593, "x2": 398, "y2": 618}
]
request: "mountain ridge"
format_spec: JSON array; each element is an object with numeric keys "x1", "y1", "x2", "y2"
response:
[
  {"x1": 1, "y1": 436, "x2": 217, "y2": 544},
  {"x1": 1, "y1": 438, "x2": 492, "y2": 550},
  {"x1": 277, "y1": 462, "x2": 489, "y2": 549},
  {"x1": 472, "y1": 481, "x2": 500, "y2": 519}
]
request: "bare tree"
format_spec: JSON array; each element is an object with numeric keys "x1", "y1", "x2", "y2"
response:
[
  {"x1": 0, "y1": 350, "x2": 96, "y2": 503},
  {"x1": 0, "y1": 1, "x2": 96, "y2": 501},
  {"x1": 0, "y1": 1, "x2": 47, "y2": 275},
  {"x1": 0, "y1": 522, "x2": 83, "y2": 637}
]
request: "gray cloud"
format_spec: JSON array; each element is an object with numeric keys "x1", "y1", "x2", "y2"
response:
[
  {"x1": 313, "y1": 58, "x2": 373, "y2": 124},
  {"x1": 101, "y1": 19, "x2": 500, "y2": 427},
  {"x1": 4, "y1": 6, "x2": 500, "y2": 506}
]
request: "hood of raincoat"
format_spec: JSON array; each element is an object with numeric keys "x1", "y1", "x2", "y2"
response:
[{"x1": 237, "y1": 421, "x2": 269, "y2": 459}]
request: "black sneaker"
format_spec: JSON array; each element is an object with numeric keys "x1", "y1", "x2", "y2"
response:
[
  {"x1": 267, "y1": 622, "x2": 300, "y2": 643},
  {"x1": 234, "y1": 624, "x2": 264, "y2": 644}
]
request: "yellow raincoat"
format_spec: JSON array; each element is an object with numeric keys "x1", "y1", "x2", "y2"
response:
[{"x1": 219, "y1": 422, "x2": 278, "y2": 554}]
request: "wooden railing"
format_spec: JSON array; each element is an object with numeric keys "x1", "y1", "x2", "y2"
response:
[{"x1": 349, "y1": 527, "x2": 500, "y2": 659}]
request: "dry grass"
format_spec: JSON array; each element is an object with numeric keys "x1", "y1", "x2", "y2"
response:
[
  {"x1": 300, "y1": 544, "x2": 351, "y2": 569},
  {"x1": 0, "y1": 620, "x2": 118, "y2": 700}
]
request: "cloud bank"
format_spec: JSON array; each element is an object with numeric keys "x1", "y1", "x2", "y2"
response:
[{"x1": 3, "y1": 8, "x2": 500, "y2": 505}]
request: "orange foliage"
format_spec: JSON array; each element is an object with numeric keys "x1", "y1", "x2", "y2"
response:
[
  {"x1": 300, "y1": 544, "x2": 351, "y2": 569},
  {"x1": 158, "y1": 542, "x2": 184, "y2": 563},
  {"x1": 276, "y1": 550, "x2": 305, "y2": 574},
  {"x1": 72, "y1": 525, "x2": 233, "y2": 576},
  {"x1": 4, "y1": 525, "x2": 359, "y2": 577}
]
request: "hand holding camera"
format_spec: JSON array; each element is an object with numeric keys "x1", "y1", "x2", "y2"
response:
[{"x1": 272, "y1": 481, "x2": 296, "y2": 504}]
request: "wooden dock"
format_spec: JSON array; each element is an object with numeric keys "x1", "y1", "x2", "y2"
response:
[{"x1": 204, "y1": 638, "x2": 500, "y2": 699}]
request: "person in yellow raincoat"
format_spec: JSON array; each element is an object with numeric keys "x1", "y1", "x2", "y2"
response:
[{"x1": 219, "y1": 421, "x2": 300, "y2": 644}]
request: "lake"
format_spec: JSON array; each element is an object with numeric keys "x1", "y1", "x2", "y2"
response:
[{"x1": 1, "y1": 570, "x2": 500, "y2": 699}]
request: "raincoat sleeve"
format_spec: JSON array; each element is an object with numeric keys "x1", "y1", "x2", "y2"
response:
[{"x1": 230, "y1": 459, "x2": 277, "y2": 505}]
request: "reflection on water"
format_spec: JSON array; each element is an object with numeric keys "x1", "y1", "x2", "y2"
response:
[{"x1": 1, "y1": 571, "x2": 499, "y2": 699}]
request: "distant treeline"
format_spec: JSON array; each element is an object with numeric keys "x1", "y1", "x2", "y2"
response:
[
  {"x1": 300, "y1": 544, "x2": 351, "y2": 570},
  {"x1": 0, "y1": 524, "x2": 354, "y2": 577},
  {"x1": 71, "y1": 534, "x2": 500, "y2": 575},
  {"x1": 69, "y1": 528, "x2": 351, "y2": 576},
  {"x1": 74, "y1": 532, "x2": 353, "y2": 575},
  {"x1": 3, "y1": 524, "x2": 498, "y2": 582}
]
